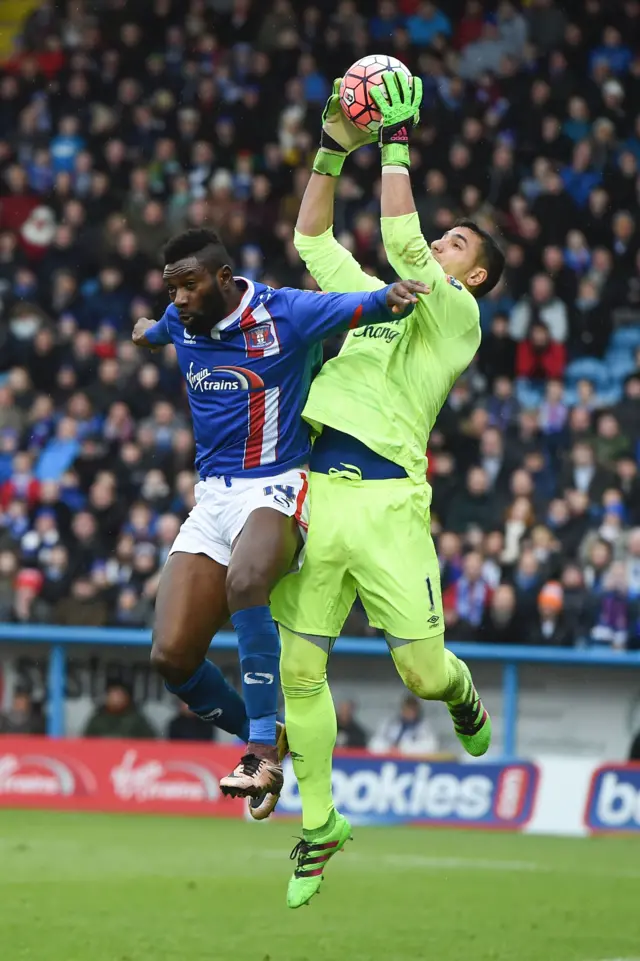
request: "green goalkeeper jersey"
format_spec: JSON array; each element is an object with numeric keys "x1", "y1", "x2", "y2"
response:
[{"x1": 296, "y1": 211, "x2": 481, "y2": 486}]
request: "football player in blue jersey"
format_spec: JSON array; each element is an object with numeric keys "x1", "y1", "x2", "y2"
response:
[{"x1": 132, "y1": 227, "x2": 427, "y2": 815}]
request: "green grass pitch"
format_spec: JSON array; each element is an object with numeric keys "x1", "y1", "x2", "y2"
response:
[{"x1": 1, "y1": 809, "x2": 638, "y2": 961}]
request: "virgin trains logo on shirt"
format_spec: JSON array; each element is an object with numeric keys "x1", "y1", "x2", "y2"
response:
[{"x1": 186, "y1": 362, "x2": 265, "y2": 392}]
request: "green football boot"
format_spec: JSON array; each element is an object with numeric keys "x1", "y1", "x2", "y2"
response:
[
  {"x1": 287, "y1": 810, "x2": 352, "y2": 909},
  {"x1": 447, "y1": 660, "x2": 492, "y2": 757}
]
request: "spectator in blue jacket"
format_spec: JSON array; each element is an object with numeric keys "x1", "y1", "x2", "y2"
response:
[
  {"x1": 79, "y1": 267, "x2": 132, "y2": 331},
  {"x1": 406, "y1": 1, "x2": 451, "y2": 46},
  {"x1": 370, "y1": 0, "x2": 401, "y2": 42},
  {"x1": 50, "y1": 116, "x2": 85, "y2": 174},
  {"x1": 588, "y1": 26, "x2": 633, "y2": 76},
  {"x1": 561, "y1": 141, "x2": 602, "y2": 207},
  {"x1": 562, "y1": 97, "x2": 590, "y2": 143},
  {"x1": 36, "y1": 418, "x2": 81, "y2": 482}
]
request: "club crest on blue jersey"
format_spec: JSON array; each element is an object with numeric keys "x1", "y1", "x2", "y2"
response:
[
  {"x1": 446, "y1": 274, "x2": 463, "y2": 291},
  {"x1": 246, "y1": 325, "x2": 276, "y2": 350}
]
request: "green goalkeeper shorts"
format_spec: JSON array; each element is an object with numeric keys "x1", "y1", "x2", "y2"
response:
[{"x1": 270, "y1": 470, "x2": 444, "y2": 640}]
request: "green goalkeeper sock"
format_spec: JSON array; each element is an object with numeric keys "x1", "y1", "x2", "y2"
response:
[
  {"x1": 443, "y1": 648, "x2": 474, "y2": 704},
  {"x1": 279, "y1": 626, "x2": 337, "y2": 831},
  {"x1": 443, "y1": 651, "x2": 492, "y2": 757},
  {"x1": 390, "y1": 638, "x2": 491, "y2": 757}
]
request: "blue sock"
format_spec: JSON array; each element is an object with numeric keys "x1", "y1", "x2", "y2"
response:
[
  {"x1": 231, "y1": 605, "x2": 280, "y2": 746},
  {"x1": 166, "y1": 660, "x2": 249, "y2": 741}
]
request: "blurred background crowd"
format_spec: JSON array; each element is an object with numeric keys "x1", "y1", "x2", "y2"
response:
[
  {"x1": 1, "y1": 0, "x2": 640, "y2": 651},
  {"x1": 0, "y1": 678, "x2": 484, "y2": 757}
]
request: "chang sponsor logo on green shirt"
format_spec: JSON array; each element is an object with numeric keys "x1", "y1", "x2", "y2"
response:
[{"x1": 351, "y1": 318, "x2": 402, "y2": 343}]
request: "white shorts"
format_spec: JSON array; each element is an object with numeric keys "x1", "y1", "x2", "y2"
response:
[{"x1": 169, "y1": 467, "x2": 309, "y2": 567}]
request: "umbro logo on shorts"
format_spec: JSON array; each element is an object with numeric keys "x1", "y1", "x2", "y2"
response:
[{"x1": 427, "y1": 615, "x2": 440, "y2": 626}]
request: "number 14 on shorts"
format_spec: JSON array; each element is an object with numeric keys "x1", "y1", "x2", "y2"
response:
[{"x1": 264, "y1": 484, "x2": 296, "y2": 509}]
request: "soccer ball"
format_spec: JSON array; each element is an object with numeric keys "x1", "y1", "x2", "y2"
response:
[{"x1": 339, "y1": 55, "x2": 413, "y2": 132}]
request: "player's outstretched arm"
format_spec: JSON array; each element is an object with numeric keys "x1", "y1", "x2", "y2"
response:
[
  {"x1": 380, "y1": 186, "x2": 441, "y2": 290},
  {"x1": 298, "y1": 78, "x2": 375, "y2": 236},
  {"x1": 369, "y1": 71, "x2": 442, "y2": 288},
  {"x1": 296, "y1": 171, "x2": 339, "y2": 239},
  {"x1": 294, "y1": 211, "x2": 386, "y2": 297},
  {"x1": 294, "y1": 81, "x2": 384, "y2": 296},
  {"x1": 295, "y1": 174, "x2": 384, "y2": 295},
  {"x1": 287, "y1": 280, "x2": 429, "y2": 345},
  {"x1": 132, "y1": 315, "x2": 172, "y2": 351}
]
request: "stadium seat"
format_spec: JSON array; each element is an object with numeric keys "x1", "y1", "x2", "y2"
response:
[
  {"x1": 515, "y1": 378, "x2": 544, "y2": 409},
  {"x1": 598, "y1": 385, "x2": 623, "y2": 406},
  {"x1": 610, "y1": 326, "x2": 640, "y2": 352},
  {"x1": 564, "y1": 358, "x2": 610, "y2": 391},
  {"x1": 604, "y1": 350, "x2": 637, "y2": 383}
]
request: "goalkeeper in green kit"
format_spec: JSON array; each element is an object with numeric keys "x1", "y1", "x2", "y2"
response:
[{"x1": 270, "y1": 71, "x2": 505, "y2": 908}]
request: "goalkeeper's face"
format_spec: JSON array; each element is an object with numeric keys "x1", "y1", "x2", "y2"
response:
[{"x1": 430, "y1": 227, "x2": 488, "y2": 293}]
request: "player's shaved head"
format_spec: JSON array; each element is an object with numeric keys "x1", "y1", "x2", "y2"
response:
[{"x1": 163, "y1": 227, "x2": 232, "y2": 276}]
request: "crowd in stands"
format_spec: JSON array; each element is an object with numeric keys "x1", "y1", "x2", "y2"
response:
[
  {"x1": 1, "y1": 0, "x2": 640, "y2": 650},
  {"x1": 0, "y1": 680, "x2": 440, "y2": 756}
]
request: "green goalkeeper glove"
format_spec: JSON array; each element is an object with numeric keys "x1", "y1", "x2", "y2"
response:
[
  {"x1": 369, "y1": 70, "x2": 423, "y2": 169},
  {"x1": 313, "y1": 78, "x2": 377, "y2": 177}
]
